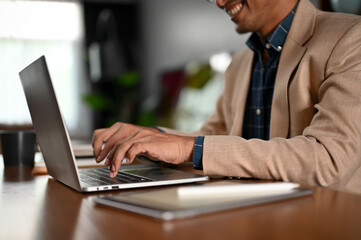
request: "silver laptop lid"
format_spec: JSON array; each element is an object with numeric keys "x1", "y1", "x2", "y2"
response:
[{"x1": 19, "y1": 56, "x2": 81, "y2": 191}]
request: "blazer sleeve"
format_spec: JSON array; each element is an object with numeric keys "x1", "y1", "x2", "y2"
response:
[{"x1": 202, "y1": 21, "x2": 361, "y2": 192}]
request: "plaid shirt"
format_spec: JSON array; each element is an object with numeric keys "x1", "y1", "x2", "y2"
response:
[
  {"x1": 193, "y1": 3, "x2": 298, "y2": 170},
  {"x1": 242, "y1": 4, "x2": 297, "y2": 140}
]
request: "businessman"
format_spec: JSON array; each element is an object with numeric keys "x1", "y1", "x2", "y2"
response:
[{"x1": 92, "y1": 0, "x2": 361, "y2": 194}]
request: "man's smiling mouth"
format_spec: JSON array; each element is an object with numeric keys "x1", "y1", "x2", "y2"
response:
[{"x1": 226, "y1": 1, "x2": 244, "y2": 18}]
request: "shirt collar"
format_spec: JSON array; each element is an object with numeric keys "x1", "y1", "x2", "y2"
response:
[{"x1": 246, "y1": 2, "x2": 299, "y2": 54}]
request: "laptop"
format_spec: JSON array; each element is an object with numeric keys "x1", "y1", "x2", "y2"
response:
[{"x1": 19, "y1": 56, "x2": 208, "y2": 192}]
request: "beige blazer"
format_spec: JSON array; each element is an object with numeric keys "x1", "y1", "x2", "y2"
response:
[{"x1": 165, "y1": 0, "x2": 361, "y2": 194}]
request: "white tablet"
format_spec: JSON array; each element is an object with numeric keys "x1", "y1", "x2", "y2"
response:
[{"x1": 94, "y1": 181, "x2": 313, "y2": 220}]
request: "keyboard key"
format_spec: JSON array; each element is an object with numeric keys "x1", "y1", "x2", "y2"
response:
[{"x1": 78, "y1": 168, "x2": 152, "y2": 186}]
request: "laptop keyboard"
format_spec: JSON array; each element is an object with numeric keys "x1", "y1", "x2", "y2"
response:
[{"x1": 79, "y1": 167, "x2": 153, "y2": 186}]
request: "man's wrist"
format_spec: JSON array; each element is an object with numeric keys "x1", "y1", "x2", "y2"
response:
[{"x1": 193, "y1": 136, "x2": 204, "y2": 170}]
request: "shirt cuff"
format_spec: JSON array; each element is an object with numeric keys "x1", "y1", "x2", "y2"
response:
[
  {"x1": 193, "y1": 136, "x2": 204, "y2": 170},
  {"x1": 150, "y1": 126, "x2": 165, "y2": 133}
]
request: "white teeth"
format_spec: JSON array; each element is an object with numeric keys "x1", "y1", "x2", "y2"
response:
[{"x1": 227, "y1": 3, "x2": 243, "y2": 16}]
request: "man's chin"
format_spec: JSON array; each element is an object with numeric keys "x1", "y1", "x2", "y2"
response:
[{"x1": 235, "y1": 26, "x2": 251, "y2": 35}]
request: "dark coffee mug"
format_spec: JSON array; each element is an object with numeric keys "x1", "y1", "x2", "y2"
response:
[{"x1": 1, "y1": 130, "x2": 36, "y2": 167}]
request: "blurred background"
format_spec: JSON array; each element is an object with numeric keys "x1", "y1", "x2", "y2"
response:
[{"x1": 0, "y1": 0, "x2": 353, "y2": 141}]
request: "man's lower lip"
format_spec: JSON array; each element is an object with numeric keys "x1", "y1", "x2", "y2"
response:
[{"x1": 231, "y1": 11, "x2": 241, "y2": 20}]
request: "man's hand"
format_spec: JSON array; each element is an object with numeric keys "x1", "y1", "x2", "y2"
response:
[{"x1": 92, "y1": 122, "x2": 196, "y2": 178}]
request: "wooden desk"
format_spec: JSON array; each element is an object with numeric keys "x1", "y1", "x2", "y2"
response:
[{"x1": 1, "y1": 160, "x2": 361, "y2": 240}]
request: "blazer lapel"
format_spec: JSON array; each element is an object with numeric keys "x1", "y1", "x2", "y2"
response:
[
  {"x1": 270, "y1": 0, "x2": 317, "y2": 138},
  {"x1": 270, "y1": 40, "x2": 307, "y2": 138}
]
